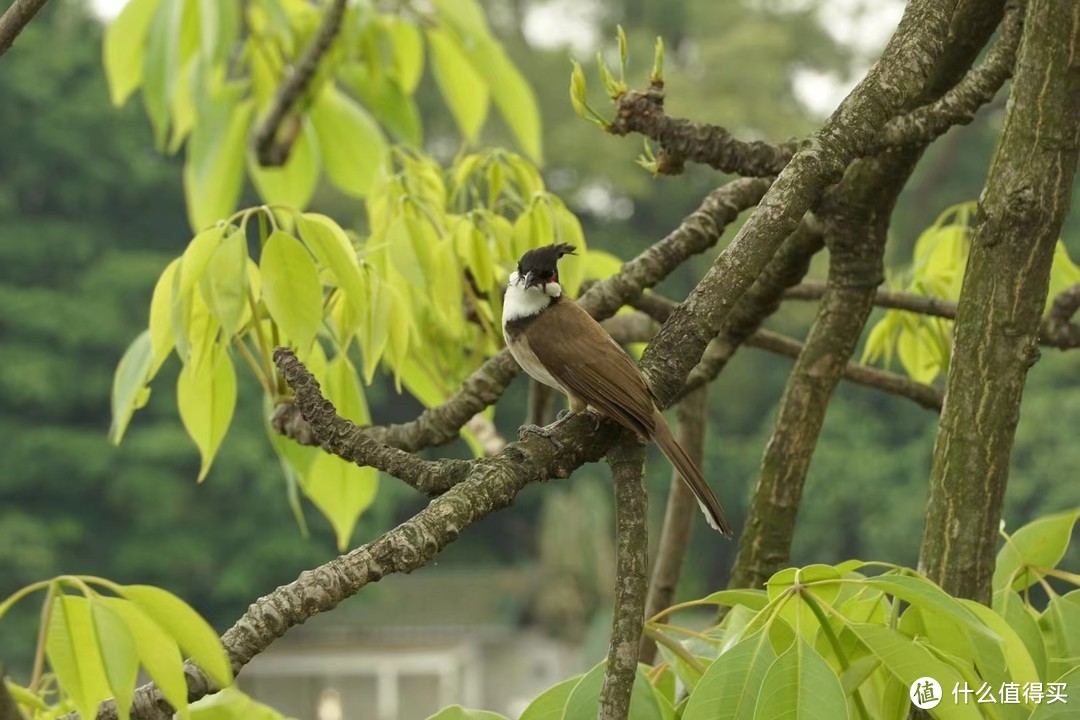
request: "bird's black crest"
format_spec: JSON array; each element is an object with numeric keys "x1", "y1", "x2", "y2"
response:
[{"x1": 517, "y1": 243, "x2": 577, "y2": 275}]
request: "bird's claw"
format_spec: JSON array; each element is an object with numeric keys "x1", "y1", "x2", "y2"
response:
[{"x1": 518, "y1": 423, "x2": 565, "y2": 450}]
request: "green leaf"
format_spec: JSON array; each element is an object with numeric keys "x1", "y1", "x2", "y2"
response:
[
  {"x1": 103, "y1": 0, "x2": 163, "y2": 106},
  {"x1": 553, "y1": 204, "x2": 585, "y2": 295},
  {"x1": 249, "y1": 120, "x2": 319, "y2": 209},
  {"x1": 752, "y1": 638, "x2": 846, "y2": 720},
  {"x1": 424, "y1": 707, "x2": 508, "y2": 720},
  {"x1": 426, "y1": 27, "x2": 489, "y2": 143},
  {"x1": 994, "y1": 508, "x2": 1080, "y2": 592},
  {"x1": 303, "y1": 453, "x2": 379, "y2": 551},
  {"x1": 89, "y1": 598, "x2": 139, "y2": 720},
  {"x1": 1043, "y1": 594, "x2": 1080, "y2": 678},
  {"x1": 199, "y1": 229, "x2": 249, "y2": 338},
  {"x1": 383, "y1": 16, "x2": 424, "y2": 93},
  {"x1": 339, "y1": 64, "x2": 422, "y2": 146},
  {"x1": 118, "y1": 584, "x2": 232, "y2": 688},
  {"x1": 141, "y1": 0, "x2": 183, "y2": 149},
  {"x1": 177, "y1": 345, "x2": 237, "y2": 482},
  {"x1": 992, "y1": 589, "x2": 1047, "y2": 678},
  {"x1": 326, "y1": 353, "x2": 370, "y2": 425},
  {"x1": 843, "y1": 623, "x2": 982, "y2": 719},
  {"x1": 260, "y1": 231, "x2": 323, "y2": 352},
  {"x1": 198, "y1": 0, "x2": 239, "y2": 65},
  {"x1": 148, "y1": 258, "x2": 181, "y2": 378},
  {"x1": 190, "y1": 686, "x2": 294, "y2": 720},
  {"x1": 862, "y1": 574, "x2": 997, "y2": 640},
  {"x1": 46, "y1": 595, "x2": 113, "y2": 720},
  {"x1": 958, "y1": 600, "x2": 1039, "y2": 691},
  {"x1": 295, "y1": 213, "x2": 367, "y2": 322},
  {"x1": 693, "y1": 589, "x2": 770, "y2": 613},
  {"x1": 562, "y1": 662, "x2": 663, "y2": 720},
  {"x1": 109, "y1": 330, "x2": 155, "y2": 445},
  {"x1": 183, "y1": 88, "x2": 254, "y2": 230},
  {"x1": 896, "y1": 327, "x2": 940, "y2": 384},
  {"x1": 99, "y1": 597, "x2": 191, "y2": 720},
  {"x1": 1028, "y1": 664, "x2": 1080, "y2": 719},
  {"x1": 518, "y1": 675, "x2": 582, "y2": 720},
  {"x1": 310, "y1": 85, "x2": 388, "y2": 198},
  {"x1": 386, "y1": 214, "x2": 429, "y2": 288},
  {"x1": 683, "y1": 629, "x2": 775, "y2": 720},
  {"x1": 466, "y1": 38, "x2": 542, "y2": 161}
]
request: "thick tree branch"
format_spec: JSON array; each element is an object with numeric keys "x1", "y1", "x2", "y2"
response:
[
  {"x1": 868, "y1": 4, "x2": 1023, "y2": 153},
  {"x1": 639, "y1": 387, "x2": 707, "y2": 664},
  {"x1": 640, "y1": 0, "x2": 963, "y2": 407},
  {"x1": 600, "y1": 433, "x2": 649, "y2": 720},
  {"x1": 919, "y1": 0, "x2": 1080, "y2": 604},
  {"x1": 746, "y1": 330, "x2": 943, "y2": 411},
  {"x1": 0, "y1": 0, "x2": 50, "y2": 57},
  {"x1": 252, "y1": 0, "x2": 347, "y2": 167}
]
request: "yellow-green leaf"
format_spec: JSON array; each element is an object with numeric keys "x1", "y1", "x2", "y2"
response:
[
  {"x1": 752, "y1": 638, "x2": 846, "y2": 720},
  {"x1": 46, "y1": 595, "x2": 112, "y2": 720},
  {"x1": 260, "y1": 231, "x2": 323, "y2": 352},
  {"x1": 89, "y1": 598, "x2": 139, "y2": 720},
  {"x1": 382, "y1": 16, "x2": 424, "y2": 93},
  {"x1": 103, "y1": 0, "x2": 163, "y2": 106},
  {"x1": 325, "y1": 353, "x2": 370, "y2": 425},
  {"x1": 426, "y1": 27, "x2": 489, "y2": 143},
  {"x1": 467, "y1": 39, "x2": 542, "y2": 161},
  {"x1": 303, "y1": 453, "x2": 379, "y2": 551},
  {"x1": 100, "y1": 597, "x2": 191, "y2": 720},
  {"x1": 310, "y1": 85, "x2": 387, "y2": 197},
  {"x1": 109, "y1": 330, "x2": 155, "y2": 446},
  {"x1": 177, "y1": 345, "x2": 236, "y2": 482},
  {"x1": 339, "y1": 64, "x2": 422, "y2": 146},
  {"x1": 295, "y1": 213, "x2": 367, "y2": 321},
  {"x1": 183, "y1": 89, "x2": 254, "y2": 230},
  {"x1": 148, "y1": 258, "x2": 181, "y2": 378},
  {"x1": 118, "y1": 585, "x2": 232, "y2": 688},
  {"x1": 249, "y1": 120, "x2": 319, "y2": 210},
  {"x1": 199, "y1": 229, "x2": 249, "y2": 338},
  {"x1": 553, "y1": 204, "x2": 586, "y2": 295}
]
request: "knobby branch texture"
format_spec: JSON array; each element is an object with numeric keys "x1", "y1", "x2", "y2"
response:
[
  {"x1": 252, "y1": 0, "x2": 347, "y2": 166},
  {"x1": 920, "y1": 0, "x2": 1080, "y2": 604},
  {"x1": 639, "y1": 387, "x2": 708, "y2": 664},
  {"x1": 0, "y1": 0, "x2": 50, "y2": 57},
  {"x1": 641, "y1": 0, "x2": 963, "y2": 407},
  {"x1": 599, "y1": 434, "x2": 649, "y2": 720}
]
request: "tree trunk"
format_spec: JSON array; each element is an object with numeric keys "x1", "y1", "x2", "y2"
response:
[{"x1": 919, "y1": 0, "x2": 1080, "y2": 604}]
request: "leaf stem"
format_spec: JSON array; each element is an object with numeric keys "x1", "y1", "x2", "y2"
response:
[
  {"x1": 802, "y1": 591, "x2": 872, "y2": 720},
  {"x1": 642, "y1": 624, "x2": 707, "y2": 675},
  {"x1": 28, "y1": 581, "x2": 58, "y2": 694}
]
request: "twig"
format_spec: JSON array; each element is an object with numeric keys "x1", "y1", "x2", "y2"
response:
[
  {"x1": 786, "y1": 280, "x2": 1080, "y2": 349},
  {"x1": 252, "y1": 0, "x2": 347, "y2": 166},
  {"x1": 747, "y1": 330, "x2": 943, "y2": 411},
  {"x1": 0, "y1": 0, "x2": 50, "y2": 57},
  {"x1": 600, "y1": 432, "x2": 649, "y2": 720},
  {"x1": 639, "y1": 387, "x2": 707, "y2": 664}
]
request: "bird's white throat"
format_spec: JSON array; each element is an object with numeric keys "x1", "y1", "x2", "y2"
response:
[{"x1": 502, "y1": 271, "x2": 562, "y2": 323}]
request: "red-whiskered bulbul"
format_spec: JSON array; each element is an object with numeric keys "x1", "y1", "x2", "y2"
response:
[{"x1": 502, "y1": 243, "x2": 732, "y2": 537}]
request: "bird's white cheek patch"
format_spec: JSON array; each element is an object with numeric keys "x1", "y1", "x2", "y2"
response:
[{"x1": 544, "y1": 282, "x2": 563, "y2": 298}]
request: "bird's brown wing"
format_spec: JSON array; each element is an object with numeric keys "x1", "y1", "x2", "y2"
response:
[{"x1": 524, "y1": 300, "x2": 656, "y2": 437}]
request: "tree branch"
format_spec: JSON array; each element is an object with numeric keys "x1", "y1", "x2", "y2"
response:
[
  {"x1": 252, "y1": 0, "x2": 347, "y2": 167},
  {"x1": 786, "y1": 280, "x2": 1080, "y2": 349},
  {"x1": 640, "y1": 0, "x2": 963, "y2": 407},
  {"x1": 0, "y1": 0, "x2": 50, "y2": 57},
  {"x1": 607, "y1": 82, "x2": 799, "y2": 177},
  {"x1": 599, "y1": 433, "x2": 649, "y2": 720},
  {"x1": 746, "y1": 330, "x2": 943, "y2": 411},
  {"x1": 868, "y1": 3, "x2": 1023, "y2": 153},
  {"x1": 639, "y1": 387, "x2": 707, "y2": 664}
]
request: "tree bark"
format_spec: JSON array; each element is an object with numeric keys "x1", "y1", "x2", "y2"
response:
[
  {"x1": 638, "y1": 387, "x2": 707, "y2": 664},
  {"x1": 600, "y1": 433, "x2": 649, "y2": 720},
  {"x1": 919, "y1": 0, "x2": 1080, "y2": 604}
]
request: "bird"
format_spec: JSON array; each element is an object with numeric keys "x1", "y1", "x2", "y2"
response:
[{"x1": 501, "y1": 242, "x2": 733, "y2": 537}]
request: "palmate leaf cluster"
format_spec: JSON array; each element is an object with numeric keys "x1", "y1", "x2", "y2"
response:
[
  {"x1": 108, "y1": 147, "x2": 622, "y2": 549},
  {"x1": 103, "y1": 0, "x2": 541, "y2": 230},
  {"x1": 862, "y1": 202, "x2": 1080, "y2": 384},
  {"x1": 431, "y1": 511, "x2": 1080, "y2": 720}
]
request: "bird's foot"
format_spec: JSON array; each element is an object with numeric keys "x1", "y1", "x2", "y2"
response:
[{"x1": 518, "y1": 423, "x2": 565, "y2": 450}]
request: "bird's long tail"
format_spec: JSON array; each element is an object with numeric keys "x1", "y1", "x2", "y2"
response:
[{"x1": 651, "y1": 409, "x2": 733, "y2": 537}]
